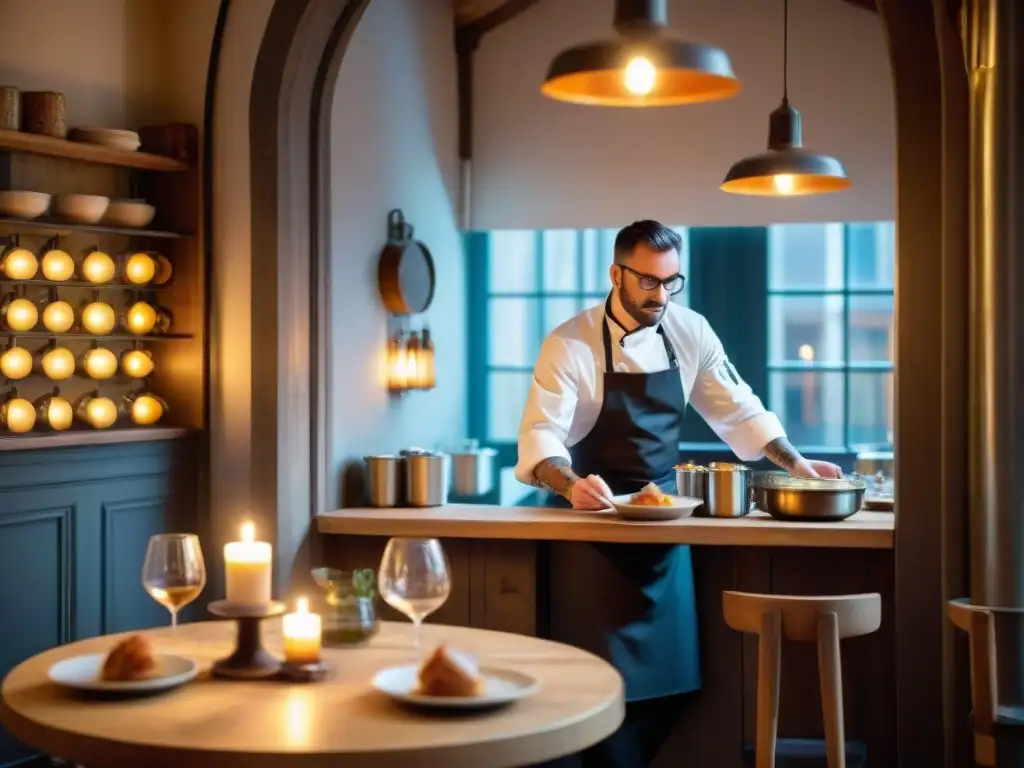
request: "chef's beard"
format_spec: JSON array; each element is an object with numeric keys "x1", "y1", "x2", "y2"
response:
[{"x1": 619, "y1": 285, "x2": 667, "y2": 328}]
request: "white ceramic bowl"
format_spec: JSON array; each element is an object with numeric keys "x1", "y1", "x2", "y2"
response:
[
  {"x1": 55, "y1": 194, "x2": 109, "y2": 224},
  {"x1": 0, "y1": 190, "x2": 51, "y2": 220},
  {"x1": 104, "y1": 200, "x2": 155, "y2": 229}
]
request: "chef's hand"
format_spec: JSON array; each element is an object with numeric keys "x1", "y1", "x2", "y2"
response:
[
  {"x1": 570, "y1": 474, "x2": 615, "y2": 510},
  {"x1": 790, "y1": 459, "x2": 844, "y2": 479}
]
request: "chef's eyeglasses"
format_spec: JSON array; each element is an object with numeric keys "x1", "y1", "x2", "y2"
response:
[{"x1": 618, "y1": 264, "x2": 686, "y2": 295}]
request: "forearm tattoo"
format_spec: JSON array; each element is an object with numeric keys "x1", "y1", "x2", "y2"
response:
[
  {"x1": 763, "y1": 438, "x2": 803, "y2": 471},
  {"x1": 533, "y1": 457, "x2": 581, "y2": 501}
]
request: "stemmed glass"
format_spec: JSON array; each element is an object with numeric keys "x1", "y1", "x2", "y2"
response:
[
  {"x1": 378, "y1": 538, "x2": 451, "y2": 648},
  {"x1": 142, "y1": 534, "x2": 207, "y2": 629}
]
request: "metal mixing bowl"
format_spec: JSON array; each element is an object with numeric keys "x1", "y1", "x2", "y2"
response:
[{"x1": 753, "y1": 474, "x2": 867, "y2": 522}]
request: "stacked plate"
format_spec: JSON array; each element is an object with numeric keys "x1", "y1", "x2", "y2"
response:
[{"x1": 69, "y1": 127, "x2": 141, "y2": 152}]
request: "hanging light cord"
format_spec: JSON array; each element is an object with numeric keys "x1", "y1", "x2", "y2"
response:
[{"x1": 782, "y1": 0, "x2": 789, "y2": 104}]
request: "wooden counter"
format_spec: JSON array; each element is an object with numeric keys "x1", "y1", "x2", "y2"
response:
[{"x1": 316, "y1": 504, "x2": 895, "y2": 550}]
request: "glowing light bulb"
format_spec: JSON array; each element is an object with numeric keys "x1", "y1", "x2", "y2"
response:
[
  {"x1": 40, "y1": 394, "x2": 73, "y2": 431},
  {"x1": 81, "y1": 396, "x2": 118, "y2": 429},
  {"x1": 121, "y1": 348, "x2": 154, "y2": 378},
  {"x1": 624, "y1": 56, "x2": 657, "y2": 96},
  {"x1": 130, "y1": 394, "x2": 164, "y2": 425},
  {"x1": 798, "y1": 344, "x2": 815, "y2": 362},
  {"x1": 773, "y1": 174, "x2": 795, "y2": 195},
  {"x1": 81, "y1": 250, "x2": 116, "y2": 285},
  {"x1": 81, "y1": 302, "x2": 116, "y2": 335},
  {"x1": 0, "y1": 347, "x2": 32, "y2": 379},
  {"x1": 3, "y1": 397, "x2": 35, "y2": 433},
  {"x1": 126, "y1": 301, "x2": 157, "y2": 335},
  {"x1": 124, "y1": 252, "x2": 157, "y2": 285},
  {"x1": 82, "y1": 347, "x2": 118, "y2": 380},
  {"x1": 2, "y1": 248, "x2": 38, "y2": 280},
  {"x1": 42, "y1": 300, "x2": 75, "y2": 333},
  {"x1": 5, "y1": 298, "x2": 38, "y2": 331},
  {"x1": 41, "y1": 347, "x2": 75, "y2": 380},
  {"x1": 40, "y1": 250, "x2": 75, "y2": 282}
]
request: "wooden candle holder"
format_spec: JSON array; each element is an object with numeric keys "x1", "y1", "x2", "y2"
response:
[
  {"x1": 208, "y1": 599, "x2": 286, "y2": 680},
  {"x1": 279, "y1": 660, "x2": 332, "y2": 683}
]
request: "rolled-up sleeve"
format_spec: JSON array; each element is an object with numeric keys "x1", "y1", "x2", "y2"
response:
[
  {"x1": 689, "y1": 317, "x2": 786, "y2": 462},
  {"x1": 514, "y1": 334, "x2": 579, "y2": 485}
]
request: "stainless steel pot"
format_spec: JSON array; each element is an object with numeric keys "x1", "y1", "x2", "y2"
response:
[
  {"x1": 364, "y1": 455, "x2": 402, "y2": 507},
  {"x1": 704, "y1": 462, "x2": 752, "y2": 517},
  {"x1": 449, "y1": 441, "x2": 497, "y2": 497},
  {"x1": 754, "y1": 474, "x2": 867, "y2": 522},
  {"x1": 402, "y1": 449, "x2": 449, "y2": 507},
  {"x1": 674, "y1": 461, "x2": 707, "y2": 514}
]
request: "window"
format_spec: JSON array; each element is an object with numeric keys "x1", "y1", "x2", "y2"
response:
[
  {"x1": 473, "y1": 228, "x2": 690, "y2": 442},
  {"x1": 766, "y1": 222, "x2": 895, "y2": 450}
]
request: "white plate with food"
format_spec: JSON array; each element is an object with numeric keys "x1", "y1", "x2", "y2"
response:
[
  {"x1": 373, "y1": 645, "x2": 540, "y2": 709},
  {"x1": 48, "y1": 635, "x2": 198, "y2": 694},
  {"x1": 610, "y1": 483, "x2": 702, "y2": 521}
]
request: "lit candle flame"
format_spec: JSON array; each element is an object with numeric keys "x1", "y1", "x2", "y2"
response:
[
  {"x1": 241, "y1": 521, "x2": 255, "y2": 542},
  {"x1": 296, "y1": 597, "x2": 308, "y2": 614}
]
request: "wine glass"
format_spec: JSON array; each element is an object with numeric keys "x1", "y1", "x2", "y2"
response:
[
  {"x1": 378, "y1": 538, "x2": 451, "y2": 648},
  {"x1": 142, "y1": 533, "x2": 206, "y2": 629}
]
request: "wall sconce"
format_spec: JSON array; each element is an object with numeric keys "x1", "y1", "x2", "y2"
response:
[
  {"x1": 34, "y1": 387, "x2": 73, "y2": 431},
  {"x1": 121, "y1": 345, "x2": 155, "y2": 378},
  {"x1": 0, "y1": 341, "x2": 33, "y2": 380},
  {"x1": 80, "y1": 297, "x2": 116, "y2": 335},
  {"x1": 81, "y1": 344, "x2": 118, "y2": 380},
  {"x1": 40, "y1": 239, "x2": 75, "y2": 282},
  {"x1": 1, "y1": 292, "x2": 38, "y2": 332},
  {"x1": 377, "y1": 209, "x2": 437, "y2": 395},
  {"x1": 122, "y1": 389, "x2": 167, "y2": 426},
  {"x1": 41, "y1": 289, "x2": 75, "y2": 333},
  {"x1": 81, "y1": 248, "x2": 116, "y2": 285},
  {"x1": 38, "y1": 342, "x2": 76, "y2": 381},
  {"x1": 123, "y1": 251, "x2": 157, "y2": 286},
  {"x1": 1, "y1": 236, "x2": 38, "y2": 280},
  {"x1": 1, "y1": 389, "x2": 36, "y2": 433},
  {"x1": 75, "y1": 391, "x2": 118, "y2": 429},
  {"x1": 124, "y1": 299, "x2": 157, "y2": 335}
]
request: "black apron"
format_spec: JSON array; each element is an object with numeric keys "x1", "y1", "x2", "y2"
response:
[{"x1": 546, "y1": 312, "x2": 701, "y2": 703}]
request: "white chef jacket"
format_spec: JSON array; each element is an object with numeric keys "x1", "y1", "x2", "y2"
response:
[{"x1": 514, "y1": 295, "x2": 786, "y2": 486}]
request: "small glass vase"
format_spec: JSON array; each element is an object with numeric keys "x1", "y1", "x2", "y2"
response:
[{"x1": 311, "y1": 567, "x2": 379, "y2": 646}]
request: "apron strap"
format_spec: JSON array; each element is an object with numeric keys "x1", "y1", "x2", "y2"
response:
[{"x1": 602, "y1": 314, "x2": 680, "y2": 371}]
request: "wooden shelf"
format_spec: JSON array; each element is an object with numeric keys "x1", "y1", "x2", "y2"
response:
[
  {"x1": 0, "y1": 129, "x2": 189, "y2": 172},
  {"x1": 0, "y1": 216, "x2": 187, "y2": 239},
  {"x1": 0, "y1": 331, "x2": 192, "y2": 341},
  {"x1": 0, "y1": 425, "x2": 190, "y2": 451},
  {"x1": 0, "y1": 278, "x2": 173, "y2": 290}
]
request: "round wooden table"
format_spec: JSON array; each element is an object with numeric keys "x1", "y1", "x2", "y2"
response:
[{"x1": 1, "y1": 620, "x2": 624, "y2": 768}]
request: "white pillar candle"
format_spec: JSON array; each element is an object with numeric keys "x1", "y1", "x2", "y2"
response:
[
  {"x1": 224, "y1": 521, "x2": 272, "y2": 605},
  {"x1": 283, "y1": 597, "x2": 321, "y2": 664}
]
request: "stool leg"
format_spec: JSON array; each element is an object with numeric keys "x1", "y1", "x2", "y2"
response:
[
  {"x1": 817, "y1": 611, "x2": 846, "y2": 768},
  {"x1": 757, "y1": 609, "x2": 782, "y2": 768}
]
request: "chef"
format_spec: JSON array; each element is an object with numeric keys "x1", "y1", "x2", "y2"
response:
[{"x1": 516, "y1": 220, "x2": 842, "y2": 768}]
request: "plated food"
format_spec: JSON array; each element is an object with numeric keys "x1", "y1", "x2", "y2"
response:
[
  {"x1": 371, "y1": 643, "x2": 540, "y2": 709},
  {"x1": 47, "y1": 635, "x2": 198, "y2": 694},
  {"x1": 629, "y1": 482, "x2": 674, "y2": 507}
]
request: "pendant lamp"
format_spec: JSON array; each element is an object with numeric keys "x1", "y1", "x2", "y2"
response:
[
  {"x1": 541, "y1": 0, "x2": 741, "y2": 107},
  {"x1": 721, "y1": 0, "x2": 850, "y2": 196}
]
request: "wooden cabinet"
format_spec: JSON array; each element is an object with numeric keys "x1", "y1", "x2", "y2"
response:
[{"x1": 0, "y1": 436, "x2": 198, "y2": 766}]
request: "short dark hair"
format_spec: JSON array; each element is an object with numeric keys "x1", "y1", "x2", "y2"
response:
[{"x1": 613, "y1": 220, "x2": 682, "y2": 263}]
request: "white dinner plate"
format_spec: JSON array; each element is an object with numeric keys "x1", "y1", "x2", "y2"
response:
[
  {"x1": 372, "y1": 664, "x2": 541, "y2": 709},
  {"x1": 48, "y1": 653, "x2": 199, "y2": 694},
  {"x1": 610, "y1": 493, "x2": 702, "y2": 521}
]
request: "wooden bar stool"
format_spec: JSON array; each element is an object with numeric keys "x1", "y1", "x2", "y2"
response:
[
  {"x1": 947, "y1": 597, "x2": 1024, "y2": 767},
  {"x1": 722, "y1": 591, "x2": 882, "y2": 768}
]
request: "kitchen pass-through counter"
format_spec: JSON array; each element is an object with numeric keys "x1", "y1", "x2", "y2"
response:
[
  {"x1": 315, "y1": 503, "x2": 896, "y2": 767},
  {"x1": 316, "y1": 503, "x2": 894, "y2": 549}
]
